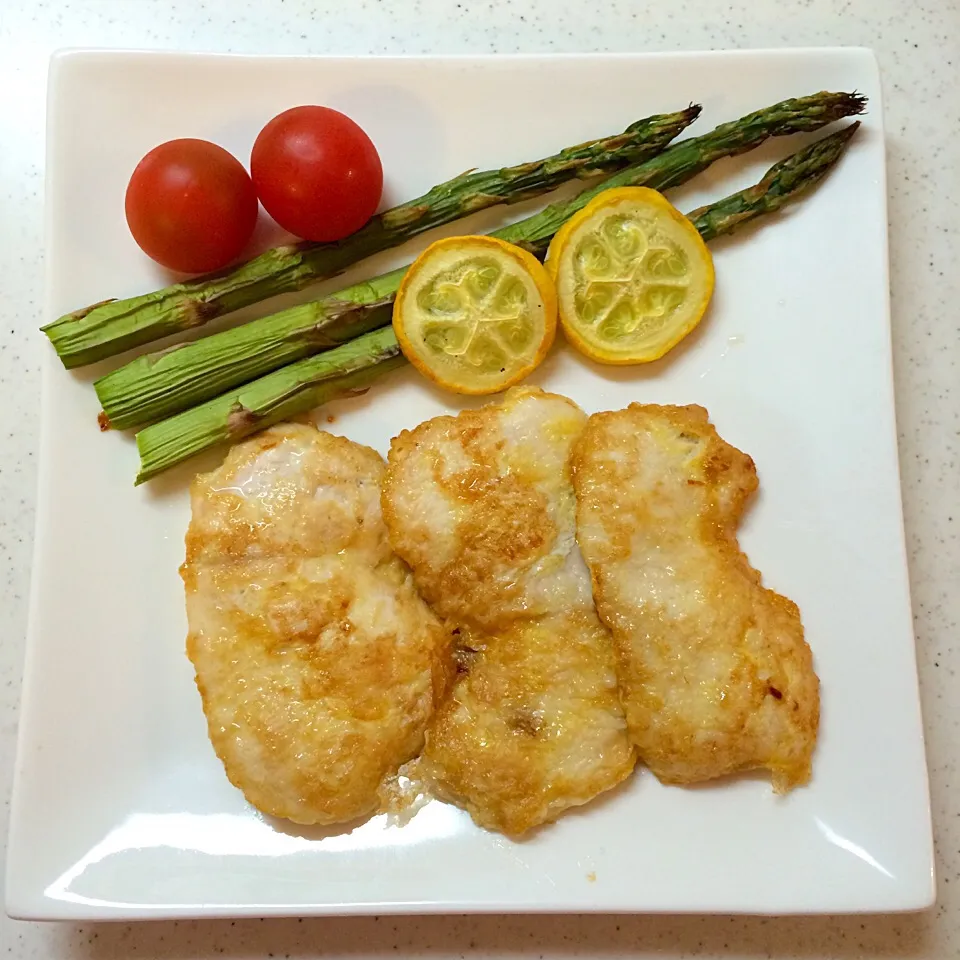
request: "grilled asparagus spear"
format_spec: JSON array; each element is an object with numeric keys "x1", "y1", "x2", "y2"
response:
[
  {"x1": 44, "y1": 108, "x2": 703, "y2": 368},
  {"x1": 100, "y1": 92, "x2": 865, "y2": 430},
  {"x1": 134, "y1": 121, "x2": 860, "y2": 483}
]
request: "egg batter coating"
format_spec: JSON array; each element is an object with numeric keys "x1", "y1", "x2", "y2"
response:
[
  {"x1": 182, "y1": 424, "x2": 451, "y2": 825},
  {"x1": 571, "y1": 403, "x2": 819, "y2": 791},
  {"x1": 382, "y1": 388, "x2": 635, "y2": 835}
]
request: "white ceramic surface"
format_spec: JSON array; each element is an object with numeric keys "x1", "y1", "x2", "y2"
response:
[{"x1": 5, "y1": 47, "x2": 933, "y2": 921}]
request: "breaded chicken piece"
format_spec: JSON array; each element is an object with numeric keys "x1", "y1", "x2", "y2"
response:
[
  {"x1": 572, "y1": 404, "x2": 819, "y2": 791},
  {"x1": 382, "y1": 388, "x2": 635, "y2": 835},
  {"x1": 181, "y1": 424, "x2": 451, "y2": 825}
]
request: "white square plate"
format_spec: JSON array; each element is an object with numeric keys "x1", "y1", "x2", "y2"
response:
[{"x1": 7, "y1": 48, "x2": 934, "y2": 920}]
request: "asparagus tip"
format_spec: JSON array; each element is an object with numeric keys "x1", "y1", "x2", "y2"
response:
[
  {"x1": 838, "y1": 118, "x2": 862, "y2": 137},
  {"x1": 844, "y1": 91, "x2": 868, "y2": 115}
]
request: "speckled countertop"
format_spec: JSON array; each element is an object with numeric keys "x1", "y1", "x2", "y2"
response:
[{"x1": 1, "y1": 1, "x2": 958, "y2": 957}]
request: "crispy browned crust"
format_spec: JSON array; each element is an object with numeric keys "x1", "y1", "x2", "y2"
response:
[
  {"x1": 381, "y1": 389, "x2": 636, "y2": 834},
  {"x1": 572, "y1": 403, "x2": 819, "y2": 791},
  {"x1": 382, "y1": 404, "x2": 561, "y2": 629},
  {"x1": 418, "y1": 614, "x2": 636, "y2": 836},
  {"x1": 182, "y1": 424, "x2": 452, "y2": 825}
]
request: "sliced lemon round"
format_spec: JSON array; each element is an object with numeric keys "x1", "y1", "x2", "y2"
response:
[
  {"x1": 393, "y1": 235, "x2": 557, "y2": 395},
  {"x1": 546, "y1": 186, "x2": 714, "y2": 364}
]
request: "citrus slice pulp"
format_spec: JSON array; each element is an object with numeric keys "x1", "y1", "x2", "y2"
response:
[
  {"x1": 546, "y1": 187, "x2": 714, "y2": 364},
  {"x1": 393, "y1": 235, "x2": 557, "y2": 395}
]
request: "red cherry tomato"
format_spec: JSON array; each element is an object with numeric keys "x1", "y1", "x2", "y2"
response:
[
  {"x1": 125, "y1": 139, "x2": 259, "y2": 274},
  {"x1": 250, "y1": 106, "x2": 383, "y2": 243}
]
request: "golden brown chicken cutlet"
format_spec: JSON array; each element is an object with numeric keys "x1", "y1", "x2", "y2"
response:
[
  {"x1": 572, "y1": 403, "x2": 819, "y2": 791},
  {"x1": 381, "y1": 387, "x2": 635, "y2": 836},
  {"x1": 181, "y1": 424, "x2": 451, "y2": 825}
]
